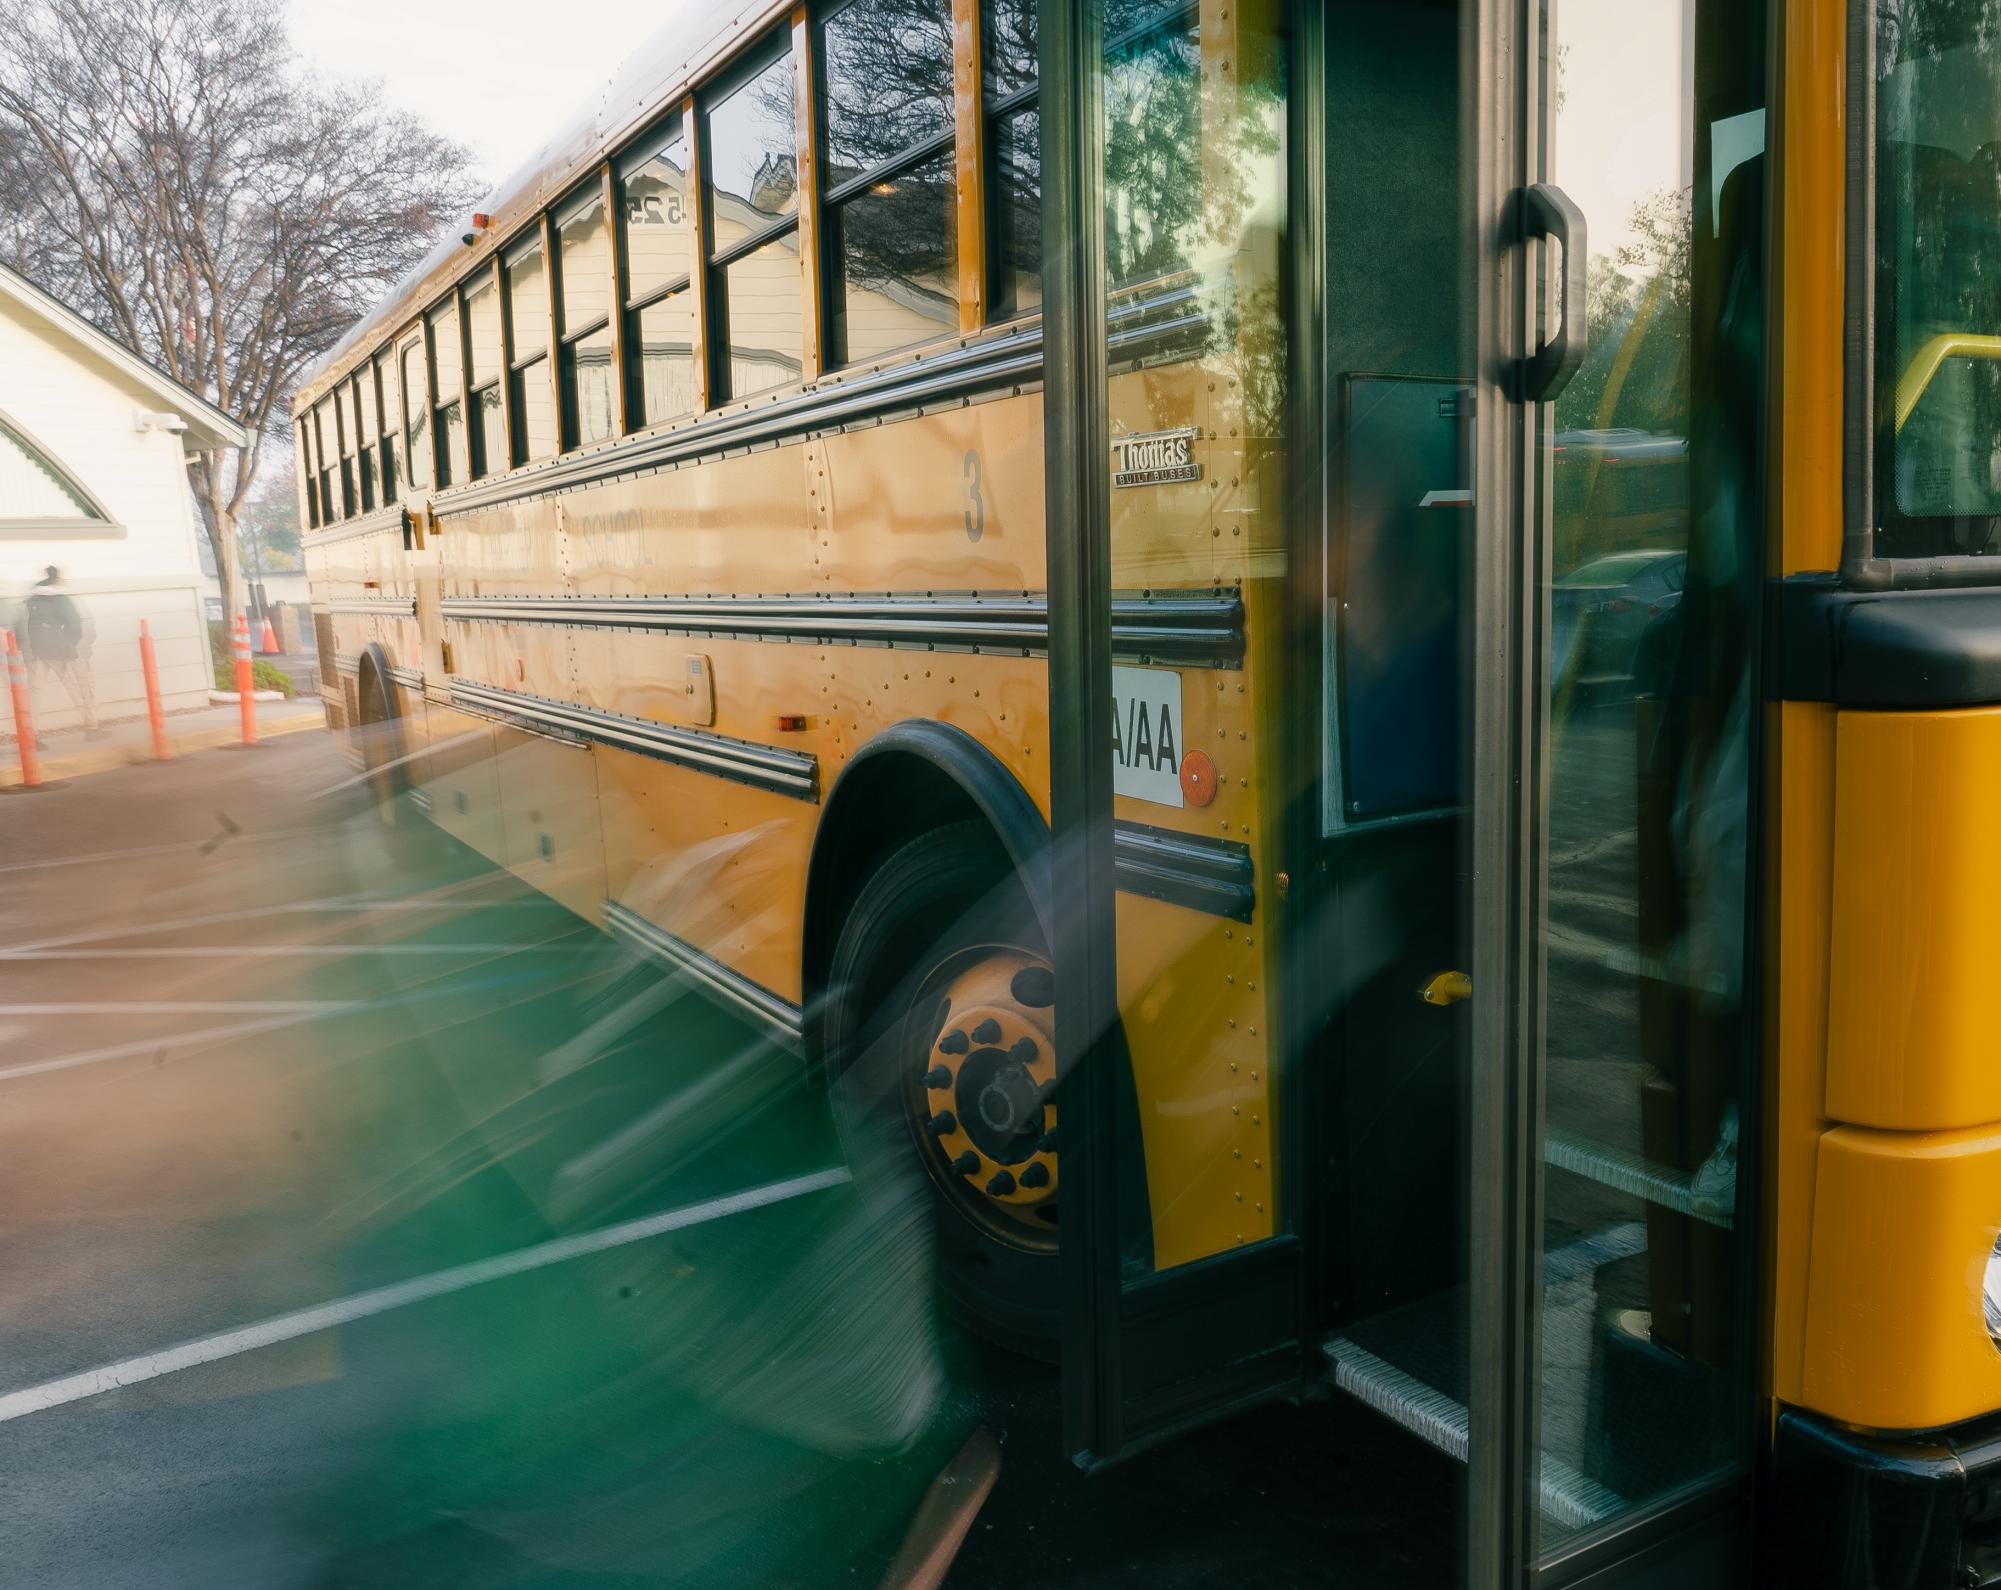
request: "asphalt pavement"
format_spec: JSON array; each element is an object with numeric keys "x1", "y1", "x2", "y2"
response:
[{"x1": 0, "y1": 731, "x2": 1445, "y2": 1589}]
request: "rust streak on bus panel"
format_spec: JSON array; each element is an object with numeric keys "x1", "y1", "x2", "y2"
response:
[
  {"x1": 685, "y1": 93, "x2": 713, "y2": 414},
  {"x1": 951, "y1": 0, "x2": 987, "y2": 334},
  {"x1": 792, "y1": 8, "x2": 823, "y2": 384}
]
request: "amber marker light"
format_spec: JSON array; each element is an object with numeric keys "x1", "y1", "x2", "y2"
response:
[
  {"x1": 775, "y1": 714, "x2": 809, "y2": 732},
  {"x1": 1180, "y1": 748, "x2": 1218, "y2": 807}
]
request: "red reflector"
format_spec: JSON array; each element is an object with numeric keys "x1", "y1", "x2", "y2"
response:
[
  {"x1": 1180, "y1": 748, "x2": 1219, "y2": 808},
  {"x1": 775, "y1": 714, "x2": 808, "y2": 732}
]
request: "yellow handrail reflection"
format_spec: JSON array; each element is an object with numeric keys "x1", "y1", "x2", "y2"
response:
[{"x1": 1895, "y1": 332, "x2": 2001, "y2": 431}]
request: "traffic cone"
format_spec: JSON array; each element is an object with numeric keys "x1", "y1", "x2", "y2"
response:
[{"x1": 259, "y1": 614, "x2": 280, "y2": 655}]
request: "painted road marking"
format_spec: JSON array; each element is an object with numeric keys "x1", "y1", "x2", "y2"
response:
[{"x1": 0, "y1": 1167, "x2": 852, "y2": 1424}]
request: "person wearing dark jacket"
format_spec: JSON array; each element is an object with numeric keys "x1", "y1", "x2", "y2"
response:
[{"x1": 22, "y1": 566, "x2": 102, "y2": 736}]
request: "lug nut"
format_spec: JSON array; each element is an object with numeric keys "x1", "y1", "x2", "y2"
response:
[
  {"x1": 971, "y1": 1018, "x2": 1002, "y2": 1045},
  {"x1": 1019, "y1": 1161, "x2": 1050, "y2": 1189},
  {"x1": 922, "y1": 1065, "x2": 952, "y2": 1089},
  {"x1": 1009, "y1": 1036, "x2": 1038, "y2": 1065},
  {"x1": 938, "y1": 1029, "x2": 970, "y2": 1055},
  {"x1": 950, "y1": 1150, "x2": 980, "y2": 1177},
  {"x1": 1036, "y1": 1130, "x2": 1058, "y2": 1154},
  {"x1": 927, "y1": 1110, "x2": 956, "y2": 1136},
  {"x1": 986, "y1": 1169, "x2": 1016, "y2": 1196}
]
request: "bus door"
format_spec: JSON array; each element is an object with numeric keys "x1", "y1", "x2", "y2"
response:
[{"x1": 1044, "y1": 0, "x2": 1769, "y2": 1583}]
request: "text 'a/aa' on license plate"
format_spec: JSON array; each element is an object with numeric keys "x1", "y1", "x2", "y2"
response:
[{"x1": 1111, "y1": 664, "x2": 1185, "y2": 808}]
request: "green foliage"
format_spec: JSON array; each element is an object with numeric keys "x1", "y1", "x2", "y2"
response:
[
  {"x1": 205, "y1": 619, "x2": 293, "y2": 696},
  {"x1": 1556, "y1": 186, "x2": 1693, "y2": 438}
]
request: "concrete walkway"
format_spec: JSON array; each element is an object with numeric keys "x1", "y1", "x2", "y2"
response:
[{"x1": 0, "y1": 695, "x2": 324, "y2": 788}]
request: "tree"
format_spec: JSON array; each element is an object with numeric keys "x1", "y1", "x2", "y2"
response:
[{"x1": 0, "y1": 0, "x2": 478, "y2": 612}]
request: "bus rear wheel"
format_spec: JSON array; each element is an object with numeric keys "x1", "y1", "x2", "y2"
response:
[{"x1": 823, "y1": 821, "x2": 1060, "y2": 1358}]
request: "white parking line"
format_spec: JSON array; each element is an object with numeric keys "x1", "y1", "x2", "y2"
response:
[
  {"x1": 0, "y1": 899, "x2": 476, "y2": 955},
  {"x1": 0, "y1": 945, "x2": 587, "y2": 961},
  {"x1": 0, "y1": 1010, "x2": 366, "y2": 1082},
  {"x1": 0, "y1": 1166, "x2": 851, "y2": 1425},
  {"x1": 0, "y1": 1002, "x2": 351, "y2": 1016}
]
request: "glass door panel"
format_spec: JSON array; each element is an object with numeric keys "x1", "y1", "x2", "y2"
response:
[{"x1": 1530, "y1": 0, "x2": 1767, "y2": 1555}]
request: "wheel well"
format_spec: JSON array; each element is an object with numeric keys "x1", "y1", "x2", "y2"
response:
[
  {"x1": 355, "y1": 644, "x2": 398, "y2": 724},
  {"x1": 802, "y1": 722, "x2": 1049, "y2": 1043}
]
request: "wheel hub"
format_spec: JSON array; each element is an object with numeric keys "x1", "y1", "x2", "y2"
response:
[{"x1": 910, "y1": 948, "x2": 1058, "y2": 1243}]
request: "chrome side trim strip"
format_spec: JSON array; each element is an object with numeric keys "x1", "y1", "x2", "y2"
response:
[
  {"x1": 439, "y1": 588, "x2": 1245, "y2": 669},
  {"x1": 447, "y1": 678, "x2": 818, "y2": 801},
  {"x1": 302, "y1": 506, "x2": 404, "y2": 549},
  {"x1": 1111, "y1": 820, "x2": 1255, "y2": 922},
  {"x1": 386, "y1": 666, "x2": 424, "y2": 691},
  {"x1": 603, "y1": 900, "x2": 804, "y2": 1053},
  {"x1": 323, "y1": 596, "x2": 416, "y2": 616}
]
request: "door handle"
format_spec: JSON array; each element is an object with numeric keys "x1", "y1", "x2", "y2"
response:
[
  {"x1": 1419, "y1": 970, "x2": 1472, "y2": 1007},
  {"x1": 1522, "y1": 183, "x2": 1588, "y2": 402}
]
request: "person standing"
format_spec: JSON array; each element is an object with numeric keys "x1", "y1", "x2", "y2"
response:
[{"x1": 22, "y1": 566, "x2": 103, "y2": 738}]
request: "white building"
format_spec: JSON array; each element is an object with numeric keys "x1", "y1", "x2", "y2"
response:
[{"x1": 0, "y1": 260, "x2": 248, "y2": 736}]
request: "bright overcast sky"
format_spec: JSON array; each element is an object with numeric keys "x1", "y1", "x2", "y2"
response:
[{"x1": 285, "y1": 0, "x2": 698, "y2": 193}]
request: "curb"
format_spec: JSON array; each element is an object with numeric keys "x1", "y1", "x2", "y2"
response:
[{"x1": 0, "y1": 712, "x2": 325, "y2": 789}]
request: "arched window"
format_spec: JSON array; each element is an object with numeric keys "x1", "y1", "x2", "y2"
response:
[{"x1": 0, "y1": 411, "x2": 114, "y2": 531}]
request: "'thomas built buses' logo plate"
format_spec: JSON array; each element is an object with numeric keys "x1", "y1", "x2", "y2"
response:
[{"x1": 1112, "y1": 427, "x2": 1202, "y2": 489}]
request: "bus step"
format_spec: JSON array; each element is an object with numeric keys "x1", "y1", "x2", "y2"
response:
[
  {"x1": 1322, "y1": 1337, "x2": 1630, "y2": 1534},
  {"x1": 1544, "y1": 1128, "x2": 1733, "y2": 1229}
]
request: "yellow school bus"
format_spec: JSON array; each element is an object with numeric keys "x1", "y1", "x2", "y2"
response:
[{"x1": 295, "y1": 0, "x2": 2001, "y2": 1581}]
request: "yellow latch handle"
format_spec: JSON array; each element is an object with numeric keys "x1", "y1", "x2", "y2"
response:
[
  {"x1": 1894, "y1": 333, "x2": 2001, "y2": 432},
  {"x1": 1419, "y1": 970, "x2": 1472, "y2": 1007}
]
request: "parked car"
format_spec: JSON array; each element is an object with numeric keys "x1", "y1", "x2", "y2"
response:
[{"x1": 1551, "y1": 548, "x2": 1686, "y2": 699}]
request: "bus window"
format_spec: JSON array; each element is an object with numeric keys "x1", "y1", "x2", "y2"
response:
[
  {"x1": 505, "y1": 237, "x2": 557, "y2": 463},
  {"x1": 1104, "y1": 2, "x2": 1201, "y2": 291},
  {"x1": 819, "y1": 0, "x2": 957, "y2": 366},
  {"x1": 331, "y1": 381, "x2": 355, "y2": 517},
  {"x1": 982, "y1": 0, "x2": 1039, "y2": 320},
  {"x1": 401, "y1": 336, "x2": 432, "y2": 492},
  {"x1": 1876, "y1": 0, "x2": 2001, "y2": 557},
  {"x1": 297, "y1": 418, "x2": 316, "y2": 529},
  {"x1": 465, "y1": 269, "x2": 504, "y2": 479},
  {"x1": 556, "y1": 189, "x2": 616, "y2": 448},
  {"x1": 352, "y1": 368, "x2": 377, "y2": 512},
  {"x1": 312, "y1": 398, "x2": 336, "y2": 523},
  {"x1": 429, "y1": 299, "x2": 465, "y2": 487},
  {"x1": 704, "y1": 43, "x2": 802, "y2": 400},
  {"x1": 618, "y1": 119, "x2": 695, "y2": 428},
  {"x1": 375, "y1": 349, "x2": 401, "y2": 505}
]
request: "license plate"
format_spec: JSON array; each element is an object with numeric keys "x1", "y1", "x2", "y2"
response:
[{"x1": 1111, "y1": 664, "x2": 1185, "y2": 807}]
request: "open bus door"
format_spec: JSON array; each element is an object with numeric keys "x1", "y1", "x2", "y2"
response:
[{"x1": 1044, "y1": 0, "x2": 1767, "y2": 1583}]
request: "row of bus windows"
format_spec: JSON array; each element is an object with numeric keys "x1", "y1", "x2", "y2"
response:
[{"x1": 300, "y1": 0, "x2": 1198, "y2": 528}]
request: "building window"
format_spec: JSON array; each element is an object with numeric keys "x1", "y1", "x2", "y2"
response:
[
  {"x1": 819, "y1": 0, "x2": 958, "y2": 366},
  {"x1": 983, "y1": 0, "x2": 1040, "y2": 319},
  {"x1": 376, "y1": 349, "x2": 402, "y2": 505},
  {"x1": 555, "y1": 187, "x2": 617, "y2": 448},
  {"x1": 401, "y1": 336, "x2": 432, "y2": 492},
  {"x1": 465, "y1": 268, "x2": 505, "y2": 479},
  {"x1": 618, "y1": 118, "x2": 696, "y2": 428},
  {"x1": 429, "y1": 300, "x2": 465, "y2": 488},
  {"x1": 703, "y1": 41, "x2": 803, "y2": 401},
  {"x1": 505, "y1": 237, "x2": 558, "y2": 464},
  {"x1": 352, "y1": 368, "x2": 378, "y2": 512}
]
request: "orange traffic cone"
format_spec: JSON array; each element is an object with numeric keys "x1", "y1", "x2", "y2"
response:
[{"x1": 259, "y1": 614, "x2": 280, "y2": 655}]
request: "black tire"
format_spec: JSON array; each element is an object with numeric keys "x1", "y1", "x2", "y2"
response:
[{"x1": 823, "y1": 820, "x2": 1060, "y2": 1358}]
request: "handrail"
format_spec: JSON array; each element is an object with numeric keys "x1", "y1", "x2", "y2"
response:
[{"x1": 1893, "y1": 332, "x2": 2001, "y2": 432}]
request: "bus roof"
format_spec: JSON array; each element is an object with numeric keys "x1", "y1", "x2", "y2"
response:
[{"x1": 297, "y1": 0, "x2": 788, "y2": 403}]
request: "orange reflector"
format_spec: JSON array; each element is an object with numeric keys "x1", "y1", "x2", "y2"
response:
[
  {"x1": 775, "y1": 713, "x2": 808, "y2": 732},
  {"x1": 1180, "y1": 748, "x2": 1218, "y2": 807}
]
